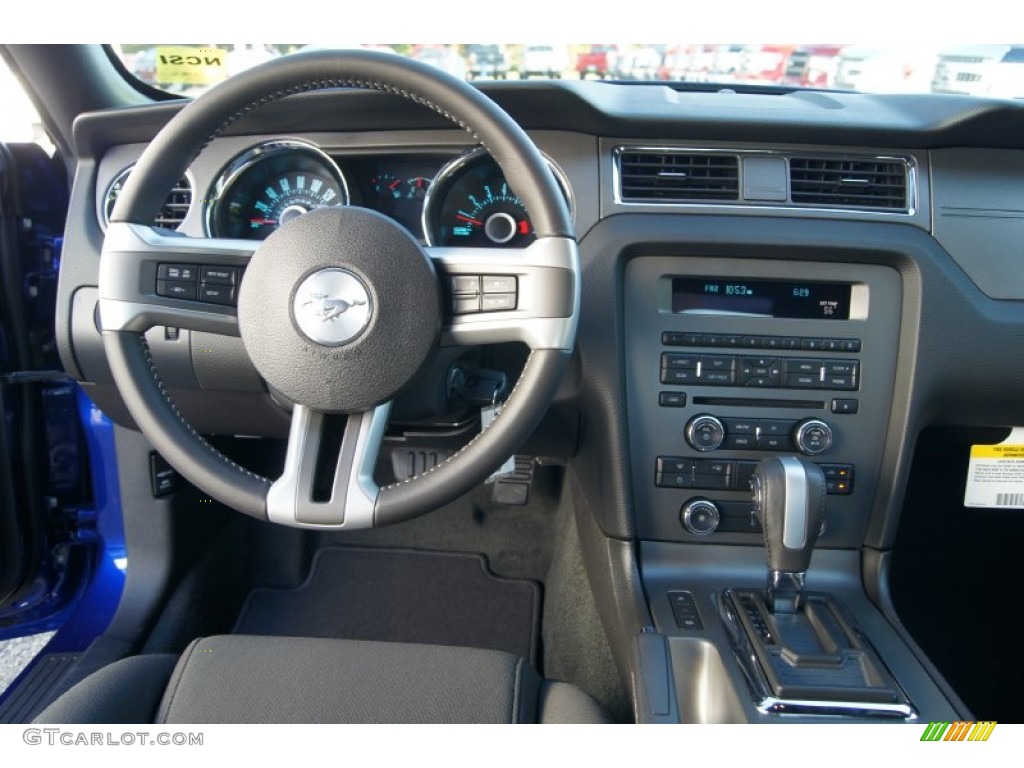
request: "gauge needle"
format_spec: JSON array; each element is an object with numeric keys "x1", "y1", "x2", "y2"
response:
[
  {"x1": 250, "y1": 218, "x2": 277, "y2": 225},
  {"x1": 389, "y1": 179, "x2": 401, "y2": 190},
  {"x1": 456, "y1": 214, "x2": 483, "y2": 226}
]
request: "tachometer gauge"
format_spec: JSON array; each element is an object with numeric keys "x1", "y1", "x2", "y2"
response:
[
  {"x1": 208, "y1": 140, "x2": 349, "y2": 240},
  {"x1": 423, "y1": 147, "x2": 572, "y2": 248}
]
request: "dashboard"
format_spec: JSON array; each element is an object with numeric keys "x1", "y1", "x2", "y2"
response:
[{"x1": 58, "y1": 82, "x2": 1024, "y2": 557}]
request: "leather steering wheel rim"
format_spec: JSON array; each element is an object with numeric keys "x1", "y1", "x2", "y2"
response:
[{"x1": 99, "y1": 50, "x2": 579, "y2": 528}]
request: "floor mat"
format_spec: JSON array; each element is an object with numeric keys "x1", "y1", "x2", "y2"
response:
[{"x1": 233, "y1": 547, "x2": 541, "y2": 663}]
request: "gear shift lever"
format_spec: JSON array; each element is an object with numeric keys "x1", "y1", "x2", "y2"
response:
[
  {"x1": 751, "y1": 456, "x2": 826, "y2": 613},
  {"x1": 720, "y1": 456, "x2": 913, "y2": 716}
]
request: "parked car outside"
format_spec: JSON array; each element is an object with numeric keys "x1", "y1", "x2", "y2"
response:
[{"x1": 520, "y1": 44, "x2": 569, "y2": 79}]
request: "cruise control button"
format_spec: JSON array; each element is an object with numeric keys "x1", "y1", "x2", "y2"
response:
[
  {"x1": 482, "y1": 275, "x2": 517, "y2": 293},
  {"x1": 481, "y1": 293, "x2": 517, "y2": 312},
  {"x1": 156, "y1": 279, "x2": 198, "y2": 300}
]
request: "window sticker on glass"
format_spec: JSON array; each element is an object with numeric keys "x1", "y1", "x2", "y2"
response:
[
  {"x1": 964, "y1": 427, "x2": 1024, "y2": 509},
  {"x1": 155, "y1": 46, "x2": 228, "y2": 87}
]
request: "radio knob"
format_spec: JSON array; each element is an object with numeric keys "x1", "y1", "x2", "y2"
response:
[
  {"x1": 681, "y1": 498, "x2": 721, "y2": 535},
  {"x1": 685, "y1": 414, "x2": 725, "y2": 452},
  {"x1": 793, "y1": 418, "x2": 834, "y2": 455}
]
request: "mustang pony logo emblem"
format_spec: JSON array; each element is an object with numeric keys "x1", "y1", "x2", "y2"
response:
[{"x1": 302, "y1": 292, "x2": 368, "y2": 322}]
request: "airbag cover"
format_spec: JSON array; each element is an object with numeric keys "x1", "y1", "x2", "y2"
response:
[{"x1": 237, "y1": 206, "x2": 441, "y2": 412}]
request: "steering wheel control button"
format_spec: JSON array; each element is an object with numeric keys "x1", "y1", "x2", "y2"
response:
[
  {"x1": 453, "y1": 296, "x2": 481, "y2": 315},
  {"x1": 482, "y1": 275, "x2": 517, "y2": 294},
  {"x1": 156, "y1": 279, "x2": 198, "y2": 300},
  {"x1": 681, "y1": 499, "x2": 721, "y2": 536},
  {"x1": 794, "y1": 419, "x2": 834, "y2": 455},
  {"x1": 200, "y1": 266, "x2": 238, "y2": 285},
  {"x1": 450, "y1": 275, "x2": 481, "y2": 295},
  {"x1": 685, "y1": 414, "x2": 726, "y2": 452},
  {"x1": 481, "y1": 293, "x2": 517, "y2": 312},
  {"x1": 157, "y1": 264, "x2": 197, "y2": 282},
  {"x1": 199, "y1": 283, "x2": 237, "y2": 306},
  {"x1": 293, "y1": 268, "x2": 372, "y2": 347}
]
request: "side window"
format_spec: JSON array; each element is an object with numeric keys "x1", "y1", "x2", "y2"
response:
[{"x1": 0, "y1": 56, "x2": 53, "y2": 153}]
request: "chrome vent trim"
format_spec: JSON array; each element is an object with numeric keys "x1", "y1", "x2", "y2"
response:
[
  {"x1": 789, "y1": 157, "x2": 908, "y2": 211},
  {"x1": 615, "y1": 148, "x2": 739, "y2": 202},
  {"x1": 613, "y1": 146, "x2": 916, "y2": 216},
  {"x1": 103, "y1": 166, "x2": 194, "y2": 230}
]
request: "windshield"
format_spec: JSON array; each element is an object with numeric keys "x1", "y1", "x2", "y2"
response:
[{"x1": 111, "y1": 43, "x2": 1024, "y2": 98}]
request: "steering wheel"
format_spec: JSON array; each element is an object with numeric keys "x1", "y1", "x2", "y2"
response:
[{"x1": 98, "y1": 50, "x2": 579, "y2": 529}]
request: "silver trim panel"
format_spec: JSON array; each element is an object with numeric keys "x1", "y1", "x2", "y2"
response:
[
  {"x1": 266, "y1": 402, "x2": 391, "y2": 530},
  {"x1": 779, "y1": 455, "x2": 809, "y2": 550},
  {"x1": 430, "y1": 236, "x2": 580, "y2": 350}
]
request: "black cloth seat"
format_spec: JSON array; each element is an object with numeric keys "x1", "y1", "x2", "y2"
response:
[{"x1": 35, "y1": 635, "x2": 610, "y2": 724}]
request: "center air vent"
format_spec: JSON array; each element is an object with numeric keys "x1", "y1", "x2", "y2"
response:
[
  {"x1": 103, "y1": 167, "x2": 193, "y2": 229},
  {"x1": 617, "y1": 150, "x2": 739, "y2": 202},
  {"x1": 789, "y1": 157, "x2": 908, "y2": 211}
]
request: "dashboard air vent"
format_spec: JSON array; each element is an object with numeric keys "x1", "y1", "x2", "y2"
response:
[
  {"x1": 789, "y1": 157, "x2": 907, "y2": 211},
  {"x1": 104, "y1": 167, "x2": 193, "y2": 229},
  {"x1": 618, "y1": 150, "x2": 739, "y2": 202}
]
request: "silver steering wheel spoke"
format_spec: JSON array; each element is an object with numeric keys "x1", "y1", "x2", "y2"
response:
[
  {"x1": 429, "y1": 236, "x2": 579, "y2": 350},
  {"x1": 266, "y1": 402, "x2": 392, "y2": 529},
  {"x1": 98, "y1": 221, "x2": 255, "y2": 335}
]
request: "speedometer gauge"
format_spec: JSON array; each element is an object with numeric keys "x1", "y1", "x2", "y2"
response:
[
  {"x1": 207, "y1": 140, "x2": 349, "y2": 240},
  {"x1": 422, "y1": 148, "x2": 572, "y2": 248}
]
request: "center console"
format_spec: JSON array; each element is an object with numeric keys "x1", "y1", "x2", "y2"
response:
[
  {"x1": 625, "y1": 256, "x2": 901, "y2": 547},
  {"x1": 625, "y1": 256, "x2": 960, "y2": 723}
]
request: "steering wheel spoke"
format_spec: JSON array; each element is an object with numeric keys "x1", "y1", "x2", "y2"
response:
[
  {"x1": 429, "y1": 237, "x2": 579, "y2": 350},
  {"x1": 266, "y1": 402, "x2": 391, "y2": 529},
  {"x1": 99, "y1": 222, "x2": 254, "y2": 335}
]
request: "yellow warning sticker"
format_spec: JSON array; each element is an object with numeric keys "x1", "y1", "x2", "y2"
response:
[
  {"x1": 964, "y1": 427, "x2": 1024, "y2": 508},
  {"x1": 155, "y1": 47, "x2": 227, "y2": 87}
]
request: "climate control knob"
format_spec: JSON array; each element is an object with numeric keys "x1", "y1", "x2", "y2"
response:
[
  {"x1": 793, "y1": 418, "x2": 834, "y2": 455},
  {"x1": 681, "y1": 498, "x2": 721, "y2": 535},
  {"x1": 685, "y1": 414, "x2": 725, "y2": 452}
]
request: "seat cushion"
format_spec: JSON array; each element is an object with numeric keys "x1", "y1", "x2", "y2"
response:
[{"x1": 35, "y1": 635, "x2": 610, "y2": 724}]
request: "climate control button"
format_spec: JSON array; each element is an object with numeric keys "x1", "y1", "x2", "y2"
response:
[
  {"x1": 793, "y1": 418, "x2": 834, "y2": 455},
  {"x1": 685, "y1": 414, "x2": 726, "y2": 452},
  {"x1": 681, "y1": 498, "x2": 721, "y2": 535}
]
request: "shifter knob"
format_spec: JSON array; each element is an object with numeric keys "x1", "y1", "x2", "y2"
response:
[{"x1": 751, "y1": 455, "x2": 827, "y2": 612}]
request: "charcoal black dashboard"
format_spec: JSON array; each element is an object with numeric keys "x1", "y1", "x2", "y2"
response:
[{"x1": 57, "y1": 82, "x2": 1024, "y2": 556}]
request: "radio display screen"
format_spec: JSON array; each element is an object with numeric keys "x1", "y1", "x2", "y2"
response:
[{"x1": 671, "y1": 278, "x2": 851, "y2": 320}]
